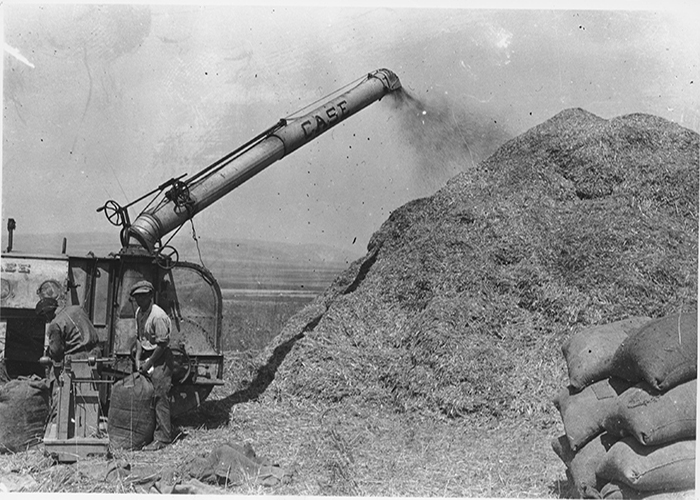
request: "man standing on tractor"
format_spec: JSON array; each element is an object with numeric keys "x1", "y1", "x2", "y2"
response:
[{"x1": 130, "y1": 280, "x2": 174, "y2": 451}]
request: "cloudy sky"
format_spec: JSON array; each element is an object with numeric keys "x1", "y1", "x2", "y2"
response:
[{"x1": 2, "y1": 2, "x2": 699, "y2": 259}]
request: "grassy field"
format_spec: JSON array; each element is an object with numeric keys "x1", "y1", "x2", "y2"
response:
[
  {"x1": 0, "y1": 363, "x2": 570, "y2": 497},
  {"x1": 174, "y1": 350, "x2": 571, "y2": 498},
  {"x1": 221, "y1": 293, "x2": 314, "y2": 351},
  {"x1": 213, "y1": 291, "x2": 569, "y2": 497},
  {"x1": 0, "y1": 295, "x2": 571, "y2": 496}
]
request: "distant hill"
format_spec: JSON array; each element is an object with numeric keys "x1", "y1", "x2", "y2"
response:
[{"x1": 2, "y1": 231, "x2": 358, "y2": 293}]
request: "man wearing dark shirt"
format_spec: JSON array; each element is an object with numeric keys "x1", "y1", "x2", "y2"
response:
[
  {"x1": 35, "y1": 298, "x2": 100, "y2": 362},
  {"x1": 36, "y1": 297, "x2": 101, "y2": 433}
]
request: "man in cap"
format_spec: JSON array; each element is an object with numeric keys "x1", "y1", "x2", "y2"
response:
[
  {"x1": 36, "y1": 298, "x2": 102, "y2": 428},
  {"x1": 131, "y1": 279, "x2": 174, "y2": 451},
  {"x1": 35, "y1": 297, "x2": 100, "y2": 363}
]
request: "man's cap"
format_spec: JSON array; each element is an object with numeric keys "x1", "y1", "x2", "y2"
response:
[
  {"x1": 35, "y1": 297, "x2": 59, "y2": 316},
  {"x1": 130, "y1": 280, "x2": 154, "y2": 296}
]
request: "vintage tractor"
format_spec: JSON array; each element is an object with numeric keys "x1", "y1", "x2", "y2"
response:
[{"x1": 0, "y1": 68, "x2": 402, "y2": 460}]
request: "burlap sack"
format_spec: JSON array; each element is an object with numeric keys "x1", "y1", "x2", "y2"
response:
[
  {"x1": 603, "y1": 379, "x2": 696, "y2": 446},
  {"x1": 552, "y1": 433, "x2": 618, "y2": 498},
  {"x1": 600, "y1": 481, "x2": 696, "y2": 499},
  {"x1": 186, "y1": 442, "x2": 290, "y2": 487},
  {"x1": 553, "y1": 377, "x2": 631, "y2": 451},
  {"x1": 562, "y1": 317, "x2": 651, "y2": 390},
  {"x1": 0, "y1": 377, "x2": 50, "y2": 453},
  {"x1": 596, "y1": 437, "x2": 695, "y2": 492},
  {"x1": 108, "y1": 373, "x2": 156, "y2": 450},
  {"x1": 609, "y1": 311, "x2": 697, "y2": 391}
]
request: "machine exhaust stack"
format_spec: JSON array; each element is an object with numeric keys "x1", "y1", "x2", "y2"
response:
[
  {"x1": 5, "y1": 218, "x2": 16, "y2": 253},
  {"x1": 126, "y1": 68, "x2": 402, "y2": 253}
]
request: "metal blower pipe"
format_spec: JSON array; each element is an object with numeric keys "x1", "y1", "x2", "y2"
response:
[{"x1": 127, "y1": 68, "x2": 402, "y2": 252}]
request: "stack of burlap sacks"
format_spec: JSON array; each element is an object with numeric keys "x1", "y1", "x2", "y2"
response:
[{"x1": 552, "y1": 311, "x2": 697, "y2": 499}]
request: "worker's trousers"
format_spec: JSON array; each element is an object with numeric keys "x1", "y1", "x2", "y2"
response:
[{"x1": 149, "y1": 347, "x2": 174, "y2": 444}]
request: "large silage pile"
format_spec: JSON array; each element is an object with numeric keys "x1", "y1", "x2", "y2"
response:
[{"x1": 251, "y1": 108, "x2": 698, "y2": 424}]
